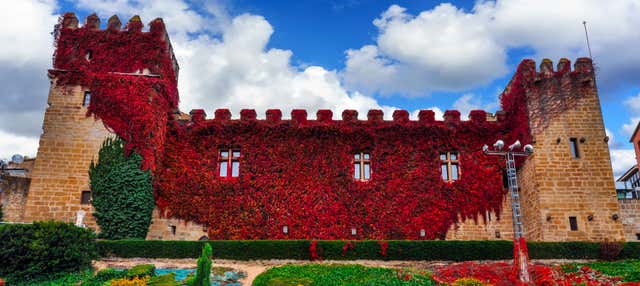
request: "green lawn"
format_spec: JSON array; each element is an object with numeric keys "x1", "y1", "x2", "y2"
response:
[
  {"x1": 252, "y1": 264, "x2": 436, "y2": 286},
  {"x1": 562, "y1": 259, "x2": 640, "y2": 282}
]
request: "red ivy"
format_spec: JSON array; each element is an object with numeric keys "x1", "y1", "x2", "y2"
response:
[
  {"x1": 51, "y1": 13, "x2": 546, "y2": 240},
  {"x1": 378, "y1": 241, "x2": 388, "y2": 257},
  {"x1": 309, "y1": 240, "x2": 321, "y2": 261}
]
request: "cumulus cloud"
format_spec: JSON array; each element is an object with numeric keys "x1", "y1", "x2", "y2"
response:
[
  {"x1": 344, "y1": 0, "x2": 640, "y2": 95},
  {"x1": 621, "y1": 93, "x2": 640, "y2": 137},
  {"x1": 452, "y1": 94, "x2": 499, "y2": 120},
  {"x1": 0, "y1": 0, "x2": 58, "y2": 158},
  {"x1": 174, "y1": 14, "x2": 400, "y2": 119},
  {"x1": 610, "y1": 149, "x2": 637, "y2": 179}
]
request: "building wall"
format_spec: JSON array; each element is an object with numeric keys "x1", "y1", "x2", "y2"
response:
[
  {"x1": 619, "y1": 199, "x2": 640, "y2": 242},
  {"x1": 519, "y1": 59, "x2": 625, "y2": 241},
  {"x1": 20, "y1": 81, "x2": 204, "y2": 239}
]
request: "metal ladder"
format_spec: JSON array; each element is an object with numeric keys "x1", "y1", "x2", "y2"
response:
[
  {"x1": 506, "y1": 152, "x2": 524, "y2": 238},
  {"x1": 506, "y1": 152, "x2": 531, "y2": 283}
]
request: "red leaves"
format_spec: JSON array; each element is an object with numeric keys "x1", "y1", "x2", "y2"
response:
[
  {"x1": 53, "y1": 18, "x2": 537, "y2": 241},
  {"x1": 378, "y1": 241, "x2": 388, "y2": 257}
]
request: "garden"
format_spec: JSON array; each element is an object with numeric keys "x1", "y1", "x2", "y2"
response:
[{"x1": 1, "y1": 221, "x2": 640, "y2": 285}]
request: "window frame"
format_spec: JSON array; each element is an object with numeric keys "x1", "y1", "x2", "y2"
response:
[
  {"x1": 82, "y1": 91, "x2": 91, "y2": 107},
  {"x1": 80, "y1": 190, "x2": 91, "y2": 205},
  {"x1": 568, "y1": 216, "x2": 578, "y2": 231},
  {"x1": 440, "y1": 151, "x2": 460, "y2": 182},
  {"x1": 353, "y1": 151, "x2": 371, "y2": 182},
  {"x1": 218, "y1": 148, "x2": 241, "y2": 179},
  {"x1": 569, "y1": 138, "x2": 580, "y2": 158}
]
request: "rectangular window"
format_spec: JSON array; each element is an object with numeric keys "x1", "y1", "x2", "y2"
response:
[
  {"x1": 80, "y1": 190, "x2": 91, "y2": 204},
  {"x1": 354, "y1": 152, "x2": 371, "y2": 181},
  {"x1": 569, "y1": 138, "x2": 580, "y2": 158},
  {"x1": 636, "y1": 233, "x2": 640, "y2": 241},
  {"x1": 440, "y1": 152, "x2": 460, "y2": 182},
  {"x1": 219, "y1": 149, "x2": 240, "y2": 178},
  {"x1": 569, "y1": 216, "x2": 578, "y2": 231},
  {"x1": 83, "y1": 91, "x2": 91, "y2": 107}
]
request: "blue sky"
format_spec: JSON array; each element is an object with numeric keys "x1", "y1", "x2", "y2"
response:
[{"x1": 0, "y1": 0, "x2": 639, "y2": 181}]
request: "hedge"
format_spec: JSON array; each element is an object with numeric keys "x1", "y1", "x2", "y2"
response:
[
  {"x1": 0, "y1": 221, "x2": 97, "y2": 283},
  {"x1": 97, "y1": 240, "x2": 640, "y2": 261}
]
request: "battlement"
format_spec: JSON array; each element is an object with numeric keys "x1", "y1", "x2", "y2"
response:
[
  {"x1": 53, "y1": 12, "x2": 179, "y2": 81},
  {"x1": 184, "y1": 108, "x2": 504, "y2": 126},
  {"x1": 515, "y1": 57, "x2": 595, "y2": 83}
]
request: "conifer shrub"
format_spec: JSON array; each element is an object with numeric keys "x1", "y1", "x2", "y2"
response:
[
  {"x1": 189, "y1": 243, "x2": 212, "y2": 286},
  {"x1": 89, "y1": 137, "x2": 154, "y2": 239}
]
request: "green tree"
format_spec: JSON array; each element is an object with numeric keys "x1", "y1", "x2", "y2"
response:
[
  {"x1": 189, "y1": 243, "x2": 212, "y2": 286},
  {"x1": 89, "y1": 137, "x2": 154, "y2": 239}
]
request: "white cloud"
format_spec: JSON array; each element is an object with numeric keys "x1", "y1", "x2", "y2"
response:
[
  {"x1": 621, "y1": 93, "x2": 640, "y2": 137},
  {"x1": 0, "y1": 0, "x2": 58, "y2": 158},
  {"x1": 345, "y1": 0, "x2": 640, "y2": 95},
  {"x1": 0, "y1": 130, "x2": 38, "y2": 160},
  {"x1": 610, "y1": 149, "x2": 637, "y2": 179},
  {"x1": 452, "y1": 94, "x2": 499, "y2": 120}
]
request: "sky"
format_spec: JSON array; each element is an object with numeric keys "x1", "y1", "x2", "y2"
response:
[{"x1": 0, "y1": 0, "x2": 639, "y2": 184}]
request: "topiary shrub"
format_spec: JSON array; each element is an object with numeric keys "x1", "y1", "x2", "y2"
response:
[
  {"x1": 89, "y1": 137, "x2": 154, "y2": 239},
  {"x1": 0, "y1": 221, "x2": 97, "y2": 283},
  {"x1": 189, "y1": 243, "x2": 212, "y2": 286}
]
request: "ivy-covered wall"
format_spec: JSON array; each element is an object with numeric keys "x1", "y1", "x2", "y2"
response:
[{"x1": 52, "y1": 13, "x2": 611, "y2": 240}]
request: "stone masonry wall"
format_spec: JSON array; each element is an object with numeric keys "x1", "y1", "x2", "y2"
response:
[
  {"x1": 446, "y1": 197, "x2": 513, "y2": 240},
  {"x1": 520, "y1": 59, "x2": 625, "y2": 241},
  {"x1": 619, "y1": 199, "x2": 640, "y2": 242},
  {"x1": 21, "y1": 82, "x2": 205, "y2": 240}
]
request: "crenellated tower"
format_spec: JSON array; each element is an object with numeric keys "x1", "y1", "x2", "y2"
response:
[
  {"x1": 17, "y1": 11, "x2": 627, "y2": 241},
  {"x1": 514, "y1": 58, "x2": 624, "y2": 241},
  {"x1": 21, "y1": 13, "x2": 203, "y2": 238}
]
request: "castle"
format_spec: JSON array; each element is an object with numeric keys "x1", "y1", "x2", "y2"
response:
[{"x1": 2, "y1": 12, "x2": 636, "y2": 241}]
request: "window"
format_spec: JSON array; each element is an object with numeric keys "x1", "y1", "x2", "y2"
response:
[
  {"x1": 80, "y1": 191, "x2": 91, "y2": 204},
  {"x1": 354, "y1": 152, "x2": 371, "y2": 181},
  {"x1": 219, "y1": 149, "x2": 240, "y2": 178},
  {"x1": 569, "y1": 216, "x2": 578, "y2": 231},
  {"x1": 170, "y1": 225, "x2": 176, "y2": 235},
  {"x1": 83, "y1": 91, "x2": 91, "y2": 107},
  {"x1": 85, "y1": 50, "x2": 93, "y2": 61},
  {"x1": 441, "y1": 152, "x2": 460, "y2": 182},
  {"x1": 636, "y1": 233, "x2": 640, "y2": 241},
  {"x1": 569, "y1": 138, "x2": 580, "y2": 158}
]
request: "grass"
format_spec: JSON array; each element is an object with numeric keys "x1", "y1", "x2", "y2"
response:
[
  {"x1": 561, "y1": 259, "x2": 640, "y2": 282},
  {"x1": 252, "y1": 264, "x2": 436, "y2": 286}
]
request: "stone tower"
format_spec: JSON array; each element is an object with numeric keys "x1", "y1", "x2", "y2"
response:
[
  {"x1": 516, "y1": 58, "x2": 625, "y2": 241},
  {"x1": 21, "y1": 13, "x2": 207, "y2": 240}
]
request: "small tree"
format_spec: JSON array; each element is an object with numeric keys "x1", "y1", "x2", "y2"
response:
[
  {"x1": 89, "y1": 137, "x2": 154, "y2": 239},
  {"x1": 190, "y1": 243, "x2": 212, "y2": 286}
]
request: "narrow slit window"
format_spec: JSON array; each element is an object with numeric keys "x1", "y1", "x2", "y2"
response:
[
  {"x1": 83, "y1": 91, "x2": 91, "y2": 107},
  {"x1": 85, "y1": 50, "x2": 93, "y2": 61},
  {"x1": 569, "y1": 138, "x2": 580, "y2": 158},
  {"x1": 440, "y1": 152, "x2": 460, "y2": 182},
  {"x1": 80, "y1": 190, "x2": 91, "y2": 205},
  {"x1": 569, "y1": 216, "x2": 578, "y2": 231},
  {"x1": 354, "y1": 152, "x2": 371, "y2": 181},
  {"x1": 219, "y1": 149, "x2": 240, "y2": 178}
]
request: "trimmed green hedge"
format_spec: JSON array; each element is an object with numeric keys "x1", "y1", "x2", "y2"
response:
[
  {"x1": 0, "y1": 221, "x2": 97, "y2": 283},
  {"x1": 97, "y1": 240, "x2": 640, "y2": 261}
]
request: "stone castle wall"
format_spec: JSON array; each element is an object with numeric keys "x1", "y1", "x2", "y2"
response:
[
  {"x1": 518, "y1": 59, "x2": 625, "y2": 241},
  {"x1": 11, "y1": 13, "x2": 631, "y2": 241},
  {"x1": 19, "y1": 82, "x2": 205, "y2": 239},
  {"x1": 619, "y1": 199, "x2": 640, "y2": 241}
]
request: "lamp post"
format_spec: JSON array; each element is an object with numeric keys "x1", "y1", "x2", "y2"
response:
[{"x1": 483, "y1": 140, "x2": 533, "y2": 284}]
